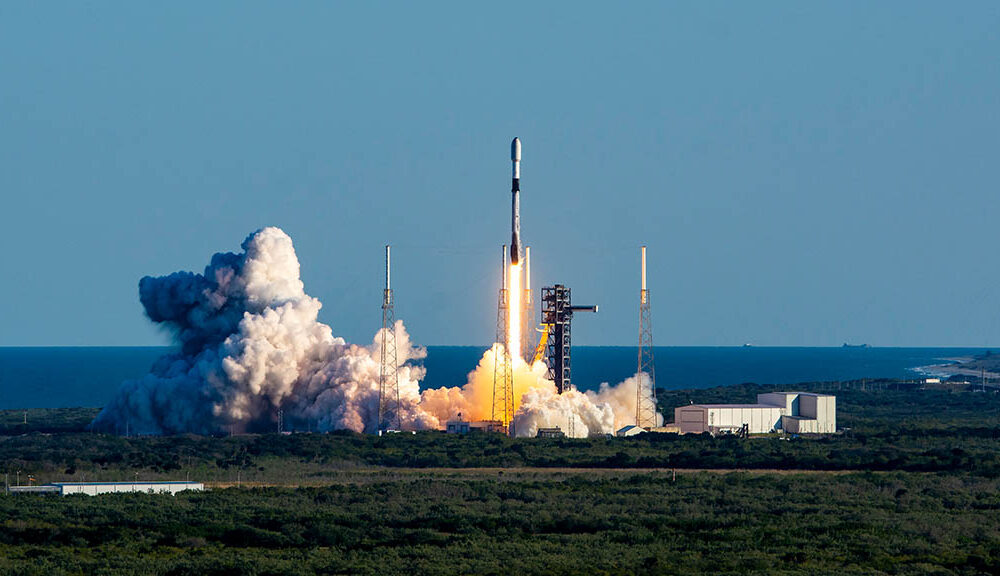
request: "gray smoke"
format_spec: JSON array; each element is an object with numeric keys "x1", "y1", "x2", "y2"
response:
[{"x1": 93, "y1": 227, "x2": 432, "y2": 435}]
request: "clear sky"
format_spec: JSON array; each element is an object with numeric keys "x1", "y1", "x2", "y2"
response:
[{"x1": 1, "y1": 3, "x2": 998, "y2": 347}]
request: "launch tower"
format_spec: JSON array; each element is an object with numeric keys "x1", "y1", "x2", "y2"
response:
[
  {"x1": 541, "y1": 285, "x2": 597, "y2": 394},
  {"x1": 378, "y1": 245, "x2": 401, "y2": 432},
  {"x1": 492, "y1": 246, "x2": 514, "y2": 432},
  {"x1": 636, "y1": 246, "x2": 657, "y2": 428}
]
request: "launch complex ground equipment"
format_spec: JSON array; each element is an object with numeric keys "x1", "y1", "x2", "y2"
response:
[{"x1": 541, "y1": 285, "x2": 597, "y2": 394}]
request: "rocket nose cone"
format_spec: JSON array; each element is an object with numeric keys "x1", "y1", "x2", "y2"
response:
[{"x1": 511, "y1": 137, "x2": 521, "y2": 162}]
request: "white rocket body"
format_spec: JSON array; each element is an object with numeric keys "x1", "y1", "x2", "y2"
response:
[{"x1": 510, "y1": 137, "x2": 522, "y2": 266}]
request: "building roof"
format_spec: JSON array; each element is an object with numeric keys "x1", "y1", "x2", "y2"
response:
[
  {"x1": 687, "y1": 404, "x2": 785, "y2": 409},
  {"x1": 52, "y1": 481, "x2": 202, "y2": 486}
]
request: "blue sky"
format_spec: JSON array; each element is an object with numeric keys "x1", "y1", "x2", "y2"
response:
[{"x1": 1, "y1": 2, "x2": 998, "y2": 347}]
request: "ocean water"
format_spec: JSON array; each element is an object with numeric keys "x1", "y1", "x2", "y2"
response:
[{"x1": 0, "y1": 346, "x2": 987, "y2": 410}]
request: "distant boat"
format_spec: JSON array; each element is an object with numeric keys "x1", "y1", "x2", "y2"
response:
[
  {"x1": 742, "y1": 343, "x2": 753, "y2": 348},
  {"x1": 842, "y1": 343, "x2": 870, "y2": 349}
]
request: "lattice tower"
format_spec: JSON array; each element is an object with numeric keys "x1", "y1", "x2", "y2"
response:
[
  {"x1": 492, "y1": 246, "x2": 514, "y2": 432},
  {"x1": 637, "y1": 246, "x2": 658, "y2": 428},
  {"x1": 378, "y1": 245, "x2": 401, "y2": 432}
]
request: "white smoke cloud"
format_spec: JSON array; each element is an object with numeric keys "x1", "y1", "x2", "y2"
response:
[
  {"x1": 94, "y1": 227, "x2": 661, "y2": 436},
  {"x1": 511, "y1": 372, "x2": 662, "y2": 438},
  {"x1": 94, "y1": 227, "x2": 431, "y2": 435}
]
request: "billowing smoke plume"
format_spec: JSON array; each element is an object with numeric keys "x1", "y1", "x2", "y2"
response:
[
  {"x1": 95, "y1": 227, "x2": 662, "y2": 436},
  {"x1": 512, "y1": 373, "x2": 663, "y2": 437},
  {"x1": 94, "y1": 227, "x2": 434, "y2": 435}
]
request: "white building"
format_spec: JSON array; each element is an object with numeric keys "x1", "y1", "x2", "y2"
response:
[
  {"x1": 52, "y1": 481, "x2": 204, "y2": 496},
  {"x1": 674, "y1": 392, "x2": 836, "y2": 435}
]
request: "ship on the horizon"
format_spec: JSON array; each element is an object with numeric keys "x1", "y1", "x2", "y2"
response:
[{"x1": 842, "y1": 343, "x2": 871, "y2": 349}]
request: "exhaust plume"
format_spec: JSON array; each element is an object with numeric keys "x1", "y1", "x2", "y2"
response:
[{"x1": 512, "y1": 372, "x2": 663, "y2": 437}]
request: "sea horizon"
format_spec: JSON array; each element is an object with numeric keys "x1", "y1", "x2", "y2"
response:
[{"x1": 0, "y1": 345, "x2": 992, "y2": 411}]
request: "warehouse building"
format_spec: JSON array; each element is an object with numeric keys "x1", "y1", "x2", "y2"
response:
[
  {"x1": 674, "y1": 392, "x2": 836, "y2": 435},
  {"x1": 9, "y1": 481, "x2": 204, "y2": 496},
  {"x1": 445, "y1": 418, "x2": 504, "y2": 434}
]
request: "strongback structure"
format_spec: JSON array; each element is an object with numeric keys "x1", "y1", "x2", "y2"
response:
[
  {"x1": 541, "y1": 285, "x2": 597, "y2": 394},
  {"x1": 636, "y1": 246, "x2": 657, "y2": 428},
  {"x1": 378, "y1": 245, "x2": 401, "y2": 432},
  {"x1": 492, "y1": 245, "x2": 514, "y2": 432}
]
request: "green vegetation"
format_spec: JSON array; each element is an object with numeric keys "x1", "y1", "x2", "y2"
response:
[
  {"x1": 0, "y1": 408, "x2": 99, "y2": 436},
  {"x1": 2, "y1": 470, "x2": 999, "y2": 575},
  {"x1": 1, "y1": 381, "x2": 999, "y2": 574}
]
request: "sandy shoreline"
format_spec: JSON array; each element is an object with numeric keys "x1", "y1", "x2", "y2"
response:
[{"x1": 913, "y1": 356, "x2": 1000, "y2": 380}]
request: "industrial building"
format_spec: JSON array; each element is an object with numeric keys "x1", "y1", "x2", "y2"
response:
[
  {"x1": 445, "y1": 418, "x2": 504, "y2": 434},
  {"x1": 9, "y1": 481, "x2": 204, "y2": 496},
  {"x1": 674, "y1": 392, "x2": 836, "y2": 435},
  {"x1": 616, "y1": 425, "x2": 646, "y2": 437},
  {"x1": 536, "y1": 427, "x2": 565, "y2": 438}
]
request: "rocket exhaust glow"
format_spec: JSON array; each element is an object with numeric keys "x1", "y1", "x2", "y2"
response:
[{"x1": 509, "y1": 262, "x2": 521, "y2": 364}]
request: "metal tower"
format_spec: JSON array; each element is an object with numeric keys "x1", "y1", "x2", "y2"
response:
[
  {"x1": 492, "y1": 245, "x2": 514, "y2": 432},
  {"x1": 378, "y1": 245, "x2": 401, "y2": 432},
  {"x1": 521, "y1": 246, "x2": 536, "y2": 364},
  {"x1": 636, "y1": 246, "x2": 657, "y2": 428},
  {"x1": 541, "y1": 285, "x2": 597, "y2": 394}
]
